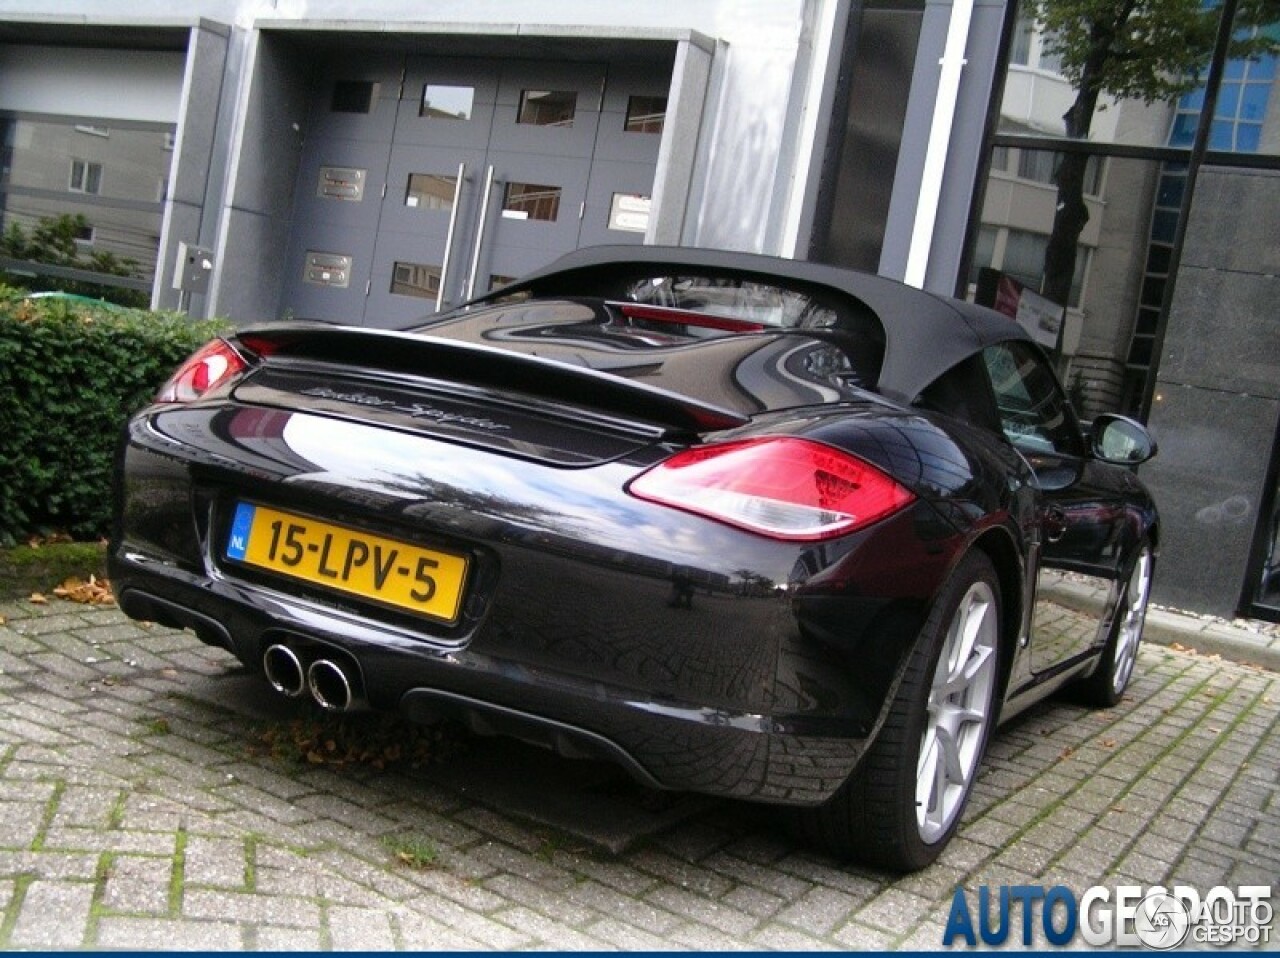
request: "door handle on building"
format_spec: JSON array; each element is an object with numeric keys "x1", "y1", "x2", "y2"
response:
[
  {"x1": 464, "y1": 165, "x2": 496, "y2": 301},
  {"x1": 435, "y1": 162, "x2": 467, "y2": 312}
]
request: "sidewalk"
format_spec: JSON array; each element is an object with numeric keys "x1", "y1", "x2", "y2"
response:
[{"x1": 0, "y1": 596, "x2": 1275, "y2": 950}]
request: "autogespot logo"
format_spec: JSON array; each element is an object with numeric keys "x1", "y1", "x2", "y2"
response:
[{"x1": 942, "y1": 884, "x2": 1273, "y2": 949}]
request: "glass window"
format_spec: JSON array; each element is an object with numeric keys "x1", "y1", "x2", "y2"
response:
[
  {"x1": 1001, "y1": 229, "x2": 1047, "y2": 288},
  {"x1": 1149, "y1": 208, "x2": 1178, "y2": 244},
  {"x1": 517, "y1": 90, "x2": 576, "y2": 127},
  {"x1": 1085, "y1": 155, "x2": 1107, "y2": 195},
  {"x1": 1241, "y1": 82, "x2": 1270, "y2": 121},
  {"x1": 1204, "y1": 40, "x2": 1278, "y2": 155},
  {"x1": 404, "y1": 173, "x2": 457, "y2": 211},
  {"x1": 983, "y1": 342, "x2": 1081, "y2": 455},
  {"x1": 502, "y1": 182, "x2": 561, "y2": 222},
  {"x1": 1218, "y1": 82, "x2": 1243, "y2": 119},
  {"x1": 331, "y1": 81, "x2": 378, "y2": 114},
  {"x1": 1168, "y1": 112, "x2": 1198, "y2": 148},
  {"x1": 1126, "y1": 334, "x2": 1153, "y2": 369},
  {"x1": 1145, "y1": 244, "x2": 1171, "y2": 276},
  {"x1": 621, "y1": 275, "x2": 846, "y2": 330},
  {"x1": 391, "y1": 261, "x2": 441, "y2": 299},
  {"x1": 1155, "y1": 173, "x2": 1183, "y2": 210},
  {"x1": 420, "y1": 85, "x2": 474, "y2": 120},
  {"x1": 997, "y1": 0, "x2": 1222, "y2": 146},
  {"x1": 69, "y1": 159, "x2": 102, "y2": 194},
  {"x1": 1017, "y1": 148, "x2": 1056, "y2": 184},
  {"x1": 1210, "y1": 119, "x2": 1235, "y2": 149},
  {"x1": 1037, "y1": 31, "x2": 1063, "y2": 75},
  {"x1": 1140, "y1": 276, "x2": 1165, "y2": 309},
  {"x1": 1013, "y1": 148, "x2": 1105, "y2": 195},
  {"x1": 624, "y1": 96, "x2": 667, "y2": 134},
  {"x1": 0, "y1": 113, "x2": 169, "y2": 306},
  {"x1": 970, "y1": 145, "x2": 1176, "y2": 417},
  {"x1": 1236, "y1": 124, "x2": 1262, "y2": 151},
  {"x1": 967, "y1": 226, "x2": 999, "y2": 288},
  {"x1": 1009, "y1": 14, "x2": 1034, "y2": 66}
]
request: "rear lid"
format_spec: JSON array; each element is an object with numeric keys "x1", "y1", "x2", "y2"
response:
[{"x1": 229, "y1": 299, "x2": 880, "y2": 465}]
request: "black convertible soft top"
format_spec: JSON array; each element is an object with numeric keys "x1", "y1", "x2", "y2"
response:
[{"x1": 476, "y1": 245, "x2": 1032, "y2": 405}]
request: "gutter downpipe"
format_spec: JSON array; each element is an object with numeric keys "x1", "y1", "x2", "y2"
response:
[{"x1": 903, "y1": 0, "x2": 976, "y2": 289}]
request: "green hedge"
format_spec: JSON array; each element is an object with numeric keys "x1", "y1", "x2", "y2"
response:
[{"x1": 0, "y1": 288, "x2": 230, "y2": 545}]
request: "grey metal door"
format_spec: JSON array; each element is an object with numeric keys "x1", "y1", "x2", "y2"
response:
[
  {"x1": 281, "y1": 52, "x2": 403, "y2": 325},
  {"x1": 283, "y1": 53, "x2": 667, "y2": 327}
]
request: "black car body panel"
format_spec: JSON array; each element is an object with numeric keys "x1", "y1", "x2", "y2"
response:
[{"x1": 110, "y1": 246, "x2": 1158, "y2": 815}]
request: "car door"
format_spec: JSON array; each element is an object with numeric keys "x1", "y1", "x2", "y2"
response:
[{"x1": 981, "y1": 341, "x2": 1131, "y2": 674}]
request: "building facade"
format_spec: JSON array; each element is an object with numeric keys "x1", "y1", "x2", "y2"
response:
[{"x1": 0, "y1": 0, "x2": 1276, "y2": 621}]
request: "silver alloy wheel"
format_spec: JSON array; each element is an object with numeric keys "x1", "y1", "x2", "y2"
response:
[
  {"x1": 916, "y1": 580, "x2": 999, "y2": 844},
  {"x1": 1111, "y1": 548, "x2": 1152, "y2": 696}
]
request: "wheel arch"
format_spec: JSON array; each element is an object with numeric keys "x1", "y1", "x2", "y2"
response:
[{"x1": 967, "y1": 526, "x2": 1026, "y2": 708}]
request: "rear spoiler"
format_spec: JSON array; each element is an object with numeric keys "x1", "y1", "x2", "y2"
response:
[{"x1": 232, "y1": 324, "x2": 750, "y2": 436}]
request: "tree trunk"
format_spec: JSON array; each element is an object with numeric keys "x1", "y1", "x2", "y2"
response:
[
  {"x1": 1042, "y1": 150, "x2": 1091, "y2": 308},
  {"x1": 1040, "y1": 36, "x2": 1107, "y2": 311}
]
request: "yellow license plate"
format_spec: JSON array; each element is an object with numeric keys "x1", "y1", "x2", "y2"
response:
[{"x1": 225, "y1": 502, "x2": 468, "y2": 623}]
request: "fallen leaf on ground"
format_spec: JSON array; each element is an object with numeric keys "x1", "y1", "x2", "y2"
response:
[
  {"x1": 29, "y1": 593, "x2": 47, "y2": 605},
  {"x1": 52, "y1": 575, "x2": 115, "y2": 606}
]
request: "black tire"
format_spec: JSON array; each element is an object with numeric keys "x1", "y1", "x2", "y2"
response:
[
  {"x1": 1075, "y1": 542, "x2": 1153, "y2": 708},
  {"x1": 793, "y1": 551, "x2": 1002, "y2": 872}
]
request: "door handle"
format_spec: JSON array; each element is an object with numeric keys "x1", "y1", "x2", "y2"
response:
[
  {"x1": 1044, "y1": 505, "x2": 1068, "y2": 543},
  {"x1": 464, "y1": 164, "x2": 496, "y2": 301},
  {"x1": 435, "y1": 161, "x2": 467, "y2": 312}
]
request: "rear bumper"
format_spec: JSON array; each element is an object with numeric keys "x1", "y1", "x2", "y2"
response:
[{"x1": 110, "y1": 545, "x2": 918, "y2": 805}]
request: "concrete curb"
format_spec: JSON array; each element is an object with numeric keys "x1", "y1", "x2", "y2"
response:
[
  {"x1": 1032, "y1": 577, "x2": 1280, "y2": 674},
  {"x1": 1142, "y1": 608, "x2": 1280, "y2": 674}
]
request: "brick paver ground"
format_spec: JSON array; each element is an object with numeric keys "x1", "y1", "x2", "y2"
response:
[{"x1": 0, "y1": 598, "x2": 1276, "y2": 950}]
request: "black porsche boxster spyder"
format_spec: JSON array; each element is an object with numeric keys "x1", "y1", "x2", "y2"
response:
[{"x1": 110, "y1": 246, "x2": 1158, "y2": 871}]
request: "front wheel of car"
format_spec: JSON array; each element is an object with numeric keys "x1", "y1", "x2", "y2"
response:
[
  {"x1": 1076, "y1": 543, "x2": 1153, "y2": 709},
  {"x1": 793, "y1": 551, "x2": 1002, "y2": 872}
]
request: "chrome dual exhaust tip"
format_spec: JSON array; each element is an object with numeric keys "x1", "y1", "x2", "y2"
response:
[
  {"x1": 263, "y1": 645, "x2": 364, "y2": 712},
  {"x1": 263, "y1": 644, "x2": 306, "y2": 698},
  {"x1": 308, "y1": 659, "x2": 357, "y2": 712}
]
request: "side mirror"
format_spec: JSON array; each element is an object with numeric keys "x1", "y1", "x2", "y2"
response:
[{"x1": 1091, "y1": 413, "x2": 1157, "y2": 466}]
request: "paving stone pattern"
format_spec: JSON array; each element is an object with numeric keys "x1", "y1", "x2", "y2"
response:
[{"x1": 0, "y1": 599, "x2": 1276, "y2": 950}]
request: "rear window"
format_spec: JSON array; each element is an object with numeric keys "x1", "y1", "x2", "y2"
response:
[
  {"x1": 620, "y1": 274, "x2": 840, "y2": 329},
  {"x1": 488, "y1": 270, "x2": 874, "y2": 333}
]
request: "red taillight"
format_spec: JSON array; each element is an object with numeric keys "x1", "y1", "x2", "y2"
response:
[
  {"x1": 155, "y1": 338, "x2": 250, "y2": 403},
  {"x1": 628, "y1": 437, "x2": 915, "y2": 541}
]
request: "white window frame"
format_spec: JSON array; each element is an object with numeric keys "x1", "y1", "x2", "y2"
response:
[{"x1": 69, "y1": 158, "x2": 103, "y2": 195}]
